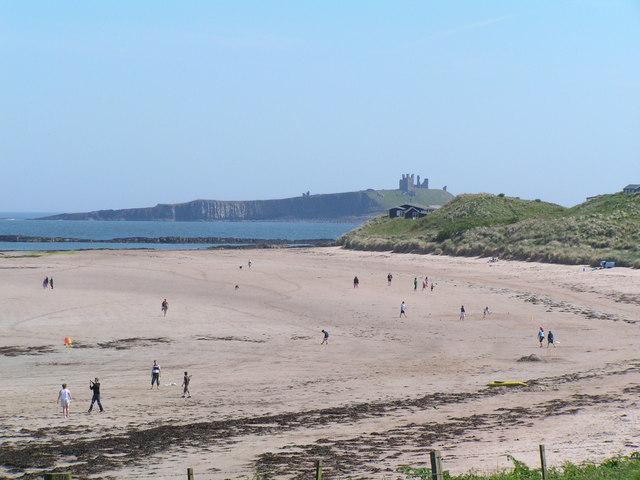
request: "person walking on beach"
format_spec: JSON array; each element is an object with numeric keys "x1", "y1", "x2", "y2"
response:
[
  {"x1": 248, "y1": 259, "x2": 252, "y2": 268},
  {"x1": 161, "y1": 299, "x2": 168, "y2": 316},
  {"x1": 413, "y1": 277, "x2": 418, "y2": 291},
  {"x1": 88, "y1": 378, "x2": 104, "y2": 413},
  {"x1": 321, "y1": 329, "x2": 329, "y2": 345},
  {"x1": 387, "y1": 273, "x2": 393, "y2": 286},
  {"x1": 49, "y1": 277, "x2": 54, "y2": 289},
  {"x1": 547, "y1": 330, "x2": 555, "y2": 348},
  {"x1": 538, "y1": 327, "x2": 545, "y2": 347},
  {"x1": 459, "y1": 305, "x2": 466, "y2": 320},
  {"x1": 151, "y1": 360, "x2": 161, "y2": 389},
  {"x1": 43, "y1": 277, "x2": 49, "y2": 289},
  {"x1": 57, "y1": 383, "x2": 72, "y2": 418},
  {"x1": 483, "y1": 306, "x2": 490, "y2": 318},
  {"x1": 400, "y1": 301, "x2": 407, "y2": 318},
  {"x1": 430, "y1": 283, "x2": 435, "y2": 292},
  {"x1": 182, "y1": 372, "x2": 192, "y2": 398},
  {"x1": 353, "y1": 276, "x2": 359, "y2": 288}
]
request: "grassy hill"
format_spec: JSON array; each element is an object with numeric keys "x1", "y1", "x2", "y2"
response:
[
  {"x1": 338, "y1": 193, "x2": 640, "y2": 268},
  {"x1": 365, "y1": 188, "x2": 454, "y2": 210}
]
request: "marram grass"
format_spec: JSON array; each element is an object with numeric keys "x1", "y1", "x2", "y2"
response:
[{"x1": 338, "y1": 193, "x2": 640, "y2": 268}]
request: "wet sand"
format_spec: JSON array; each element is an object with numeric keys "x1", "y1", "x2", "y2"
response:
[{"x1": 1, "y1": 247, "x2": 639, "y2": 479}]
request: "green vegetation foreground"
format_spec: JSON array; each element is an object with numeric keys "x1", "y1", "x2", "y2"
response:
[
  {"x1": 399, "y1": 453, "x2": 640, "y2": 479},
  {"x1": 338, "y1": 193, "x2": 640, "y2": 269}
]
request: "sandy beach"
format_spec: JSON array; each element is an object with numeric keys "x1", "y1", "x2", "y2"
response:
[{"x1": 1, "y1": 247, "x2": 639, "y2": 479}]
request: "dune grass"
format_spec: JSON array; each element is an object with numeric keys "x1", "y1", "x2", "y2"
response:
[{"x1": 338, "y1": 193, "x2": 640, "y2": 268}]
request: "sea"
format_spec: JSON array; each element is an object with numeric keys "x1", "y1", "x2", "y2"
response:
[{"x1": 0, "y1": 212, "x2": 360, "y2": 251}]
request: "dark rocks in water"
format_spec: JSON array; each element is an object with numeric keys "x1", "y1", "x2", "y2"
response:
[{"x1": 0, "y1": 234, "x2": 335, "y2": 248}]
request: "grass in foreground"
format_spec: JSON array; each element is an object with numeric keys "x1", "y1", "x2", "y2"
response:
[{"x1": 398, "y1": 454, "x2": 640, "y2": 479}]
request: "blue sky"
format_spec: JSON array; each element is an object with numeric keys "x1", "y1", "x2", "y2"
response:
[{"x1": 1, "y1": 1, "x2": 638, "y2": 212}]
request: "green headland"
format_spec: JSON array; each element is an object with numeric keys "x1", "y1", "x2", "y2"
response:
[{"x1": 338, "y1": 192, "x2": 640, "y2": 269}]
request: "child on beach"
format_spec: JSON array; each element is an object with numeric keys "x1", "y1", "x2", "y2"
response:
[
  {"x1": 321, "y1": 329, "x2": 329, "y2": 344},
  {"x1": 57, "y1": 384, "x2": 72, "y2": 418},
  {"x1": 459, "y1": 305, "x2": 466, "y2": 320},
  {"x1": 547, "y1": 330, "x2": 555, "y2": 347},
  {"x1": 538, "y1": 327, "x2": 545, "y2": 347},
  {"x1": 182, "y1": 372, "x2": 192, "y2": 398},
  {"x1": 400, "y1": 301, "x2": 407, "y2": 318}
]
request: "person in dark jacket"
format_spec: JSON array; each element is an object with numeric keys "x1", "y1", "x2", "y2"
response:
[
  {"x1": 88, "y1": 378, "x2": 104, "y2": 413},
  {"x1": 547, "y1": 330, "x2": 555, "y2": 348}
]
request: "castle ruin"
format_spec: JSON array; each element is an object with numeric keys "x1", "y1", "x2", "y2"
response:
[{"x1": 399, "y1": 174, "x2": 429, "y2": 195}]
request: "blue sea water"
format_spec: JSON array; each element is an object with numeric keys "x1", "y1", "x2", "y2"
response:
[{"x1": 0, "y1": 212, "x2": 359, "y2": 251}]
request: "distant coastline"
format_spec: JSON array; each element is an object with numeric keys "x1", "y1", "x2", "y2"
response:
[{"x1": 36, "y1": 183, "x2": 453, "y2": 222}]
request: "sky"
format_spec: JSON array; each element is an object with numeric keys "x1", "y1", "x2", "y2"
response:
[{"x1": 1, "y1": 1, "x2": 639, "y2": 212}]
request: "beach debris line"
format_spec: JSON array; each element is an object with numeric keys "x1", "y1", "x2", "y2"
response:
[
  {"x1": 518, "y1": 354, "x2": 542, "y2": 362},
  {"x1": 487, "y1": 381, "x2": 528, "y2": 387}
]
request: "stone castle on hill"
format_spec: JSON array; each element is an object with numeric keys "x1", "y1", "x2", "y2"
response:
[{"x1": 399, "y1": 173, "x2": 446, "y2": 196}]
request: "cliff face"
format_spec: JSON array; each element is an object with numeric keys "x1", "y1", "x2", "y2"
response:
[{"x1": 42, "y1": 192, "x2": 383, "y2": 221}]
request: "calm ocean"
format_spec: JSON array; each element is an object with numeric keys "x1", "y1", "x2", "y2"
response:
[{"x1": 0, "y1": 212, "x2": 359, "y2": 251}]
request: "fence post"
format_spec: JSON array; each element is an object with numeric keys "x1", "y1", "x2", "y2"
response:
[
  {"x1": 430, "y1": 450, "x2": 443, "y2": 480},
  {"x1": 43, "y1": 474, "x2": 71, "y2": 480},
  {"x1": 315, "y1": 459, "x2": 322, "y2": 480},
  {"x1": 539, "y1": 444, "x2": 547, "y2": 480},
  {"x1": 187, "y1": 467, "x2": 194, "y2": 480}
]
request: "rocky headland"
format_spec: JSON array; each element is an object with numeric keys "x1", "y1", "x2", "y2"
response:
[{"x1": 37, "y1": 188, "x2": 453, "y2": 222}]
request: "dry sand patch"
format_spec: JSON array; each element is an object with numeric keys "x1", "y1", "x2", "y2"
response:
[{"x1": 0, "y1": 248, "x2": 639, "y2": 479}]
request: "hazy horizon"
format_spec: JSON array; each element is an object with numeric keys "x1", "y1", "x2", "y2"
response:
[
  {"x1": 0, "y1": 184, "x2": 628, "y2": 216},
  {"x1": 2, "y1": 1, "x2": 638, "y2": 212}
]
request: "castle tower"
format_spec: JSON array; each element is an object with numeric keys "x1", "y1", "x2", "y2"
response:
[{"x1": 399, "y1": 173, "x2": 430, "y2": 192}]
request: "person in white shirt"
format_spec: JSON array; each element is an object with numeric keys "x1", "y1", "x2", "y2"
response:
[{"x1": 57, "y1": 383, "x2": 72, "y2": 418}]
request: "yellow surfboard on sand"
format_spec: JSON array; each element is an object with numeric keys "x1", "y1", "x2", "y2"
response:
[{"x1": 488, "y1": 381, "x2": 528, "y2": 387}]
